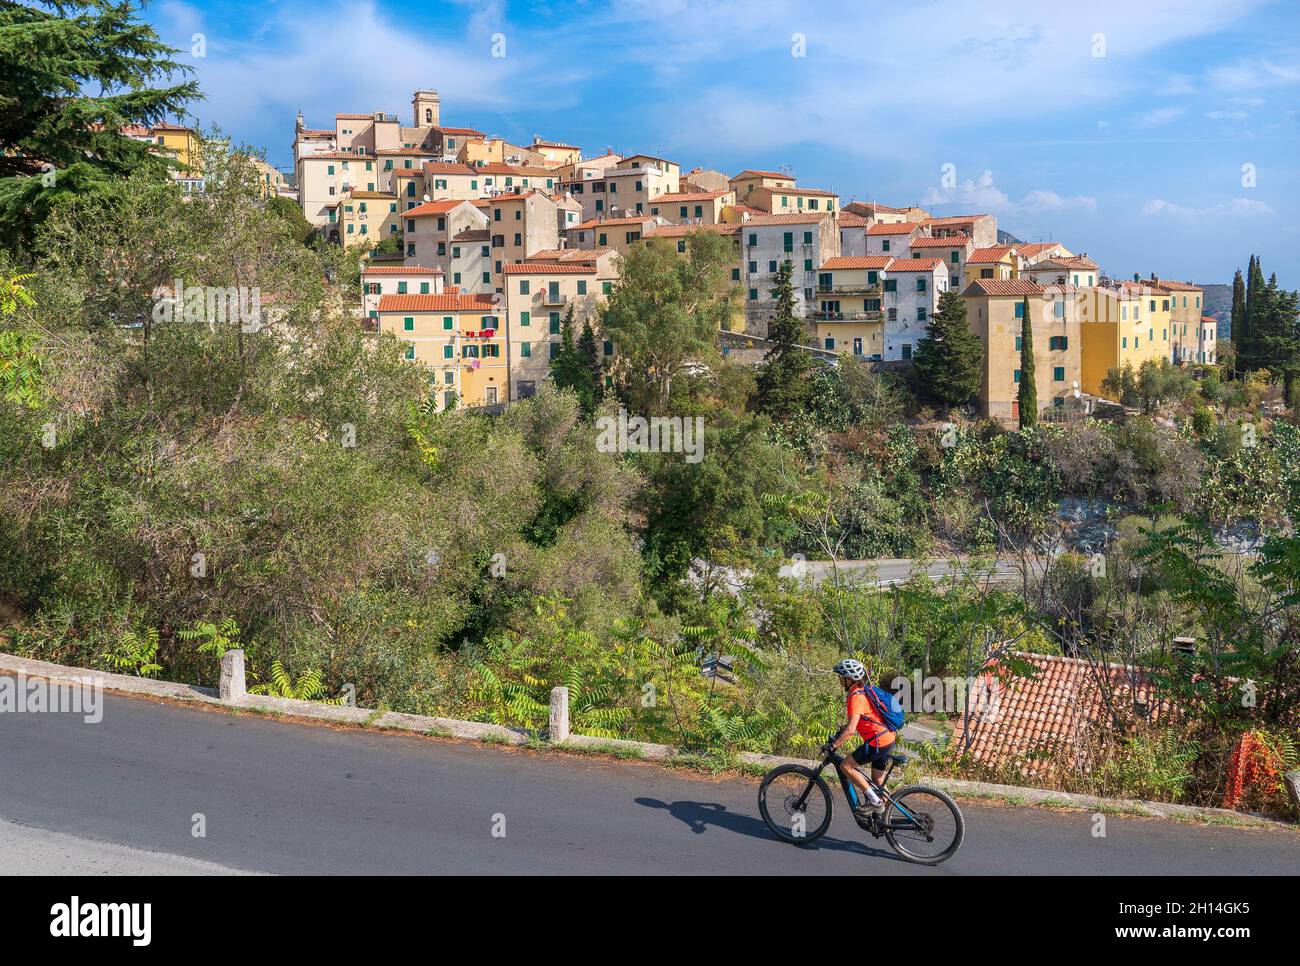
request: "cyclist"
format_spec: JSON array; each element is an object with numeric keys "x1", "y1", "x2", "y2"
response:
[{"x1": 826, "y1": 658, "x2": 895, "y2": 821}]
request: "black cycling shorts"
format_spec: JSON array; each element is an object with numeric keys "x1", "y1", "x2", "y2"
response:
[{"x1": 850, "y1": 741, "x2": 893, "y2": 770}]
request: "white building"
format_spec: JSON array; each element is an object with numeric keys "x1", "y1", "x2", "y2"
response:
[
  {"x1": 880, "y1": 257, "x2": 950, "y2": 361},
  {"x1": 740, "y1": 212, "x2": 840, "y2": 336}
]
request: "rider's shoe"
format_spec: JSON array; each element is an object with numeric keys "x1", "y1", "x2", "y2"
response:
[{"x1": 853, "y1": 801, "x2": 885, "y2": 823}]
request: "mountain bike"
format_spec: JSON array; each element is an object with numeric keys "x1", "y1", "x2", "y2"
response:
[{"x1": 758, "y1": 740, "x2": 964, "y2": 865}]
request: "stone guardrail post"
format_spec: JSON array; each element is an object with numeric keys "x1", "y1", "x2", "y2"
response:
[
  {"x1": 1285, "y1": 770, "x2": 1300, "y2": 819},
  {"x1": 220, "y1": 649, "x2": 246, "y2": 703},
  {"x1": 549, "y1": 686, "x2": 569, "y2": 743}
]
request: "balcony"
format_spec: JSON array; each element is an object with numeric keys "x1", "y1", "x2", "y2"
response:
[
  {"x1": 541, "y1": 291, "x2": 568, "y2": 307},
  {"x1": 811, "y1": 310, "x2": 883, "y2": 322},
  {"x1": 817, "y1": 284, "x2": 882, "y2": 297}
]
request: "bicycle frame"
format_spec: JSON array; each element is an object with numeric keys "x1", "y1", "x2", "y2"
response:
[{"x1": 796, "y1": 749, "x2": 928, "y2": 832}]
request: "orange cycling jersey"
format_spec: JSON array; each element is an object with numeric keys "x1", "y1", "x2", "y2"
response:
[{"x1": 847, "y1": 687, "x2": 896, "y2": 748}]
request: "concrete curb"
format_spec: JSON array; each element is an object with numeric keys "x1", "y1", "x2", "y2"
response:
[
  {"x1": 3, "y1": 651, "x2": 1293, "y2": 831},
  {"x1": 733, "y1": 751, "x2": 1296, "y2": 831}
]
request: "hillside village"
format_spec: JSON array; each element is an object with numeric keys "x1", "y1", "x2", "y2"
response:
[{"x1": 276, "y1": 88, "x2": 1221, "y2": 418}]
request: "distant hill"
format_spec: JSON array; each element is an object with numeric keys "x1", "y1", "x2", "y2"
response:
[
  {"x1": 998, "y1": 229, "x2": 1025, "y2": 246},
  {"x1": 1202, "y1": 283, "x2": 1232, "y2": 339}
]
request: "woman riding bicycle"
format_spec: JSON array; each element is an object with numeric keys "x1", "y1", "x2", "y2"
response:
[{"x1": 825, "y1": 658, "x2": 895, "y2": 822}]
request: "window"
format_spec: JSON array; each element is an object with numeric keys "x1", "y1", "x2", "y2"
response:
[
  {"x1": 548, "y1": 314, "x2": 561, "y2": 334},
  {"x1": 917, "y1": 308, "x2": 926, "y2": 322},
  {"x1": 883, "y1": 279, "x2": 896, "y2": 292},
  {"x1": 1053, "y1": 301, "x2": 1064, "y2": 318},
  {"x1": 405, "y1": 344, "x2": 415, "y2": 360},
  {"x1": 604, "y1": 340, "x2": 613, "y2": 357},
  {"x1": 824, "y1": 337, "x2": 835, "y2": 350},
  {"x1": 768, "y1": 260, "x2": 777, "y2": 273},
  {"x1": 420, "y1": 282, "x2": 430, "y2": 294},
  {"x1": 520, "y1": 280, "x2": 530, "y2": 295},
  {"x1": 577, "y1": 281, "x2": 587, "y2": 295},
  {"x1": 1053, "y1": 366, "x2": 1065, "y2": 382},
  {"x1": 441, "y1": 344, "x2": 454, "y2": 359},
  {"x1": 1014, "y1": 301, "x2": 1025, "y2": 319},
  {"x1": 402, "y1": 316, "x2": 414, "y2": 331},
  {"x1": 804, "y1": 259, "x2": 812, "y2": 271},
  {"x1": 882, "y1": 240, "x2": 891, "y2": 253},
  {"x1": 397, "y1": 282, "x2": 408, "y2": 294},
  {"x1": 520, "y1": 341, "x2": 531, "y2": 357},
  {"x1": 1015, "y1": 335, "x2": 1022, "y2": 351},
  {"x1": 520, "y1": 311, "x2": 530, "y2": 327},
  {"x1": 548, "y1": 343, "x2": 560, "y2": 361},
  {"x1": 747, "y1": 233, "x2": 757, "y2": 247},
  {"x1": 951, "y1": 251, "x2": 959, "y2": 263},
  {"x1": 1049, "y1": 336, "x2": 1068, "y2": 350},
  {"x1": 901, "y1": 344, "x2": 912, "y2": 360},
  {"x1": 782, "y1": 232, "x2": 793, "y2": 252},
  {"x1": 1013, "y1": 369, "x2": 1021, "y2": 383},
  {"x1": 916, "y1": 278, "x2": 927, "y2": 292},
  {"x1": 803, "y1": 231, "x2": 813, "y2": 244}
]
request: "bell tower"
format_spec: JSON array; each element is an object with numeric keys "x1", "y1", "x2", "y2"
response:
[{"x1": 412, "y1": 90, "x2": 441, "y2": 128}]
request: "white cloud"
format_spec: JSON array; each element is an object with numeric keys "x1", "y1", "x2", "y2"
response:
[
  {"x1": 1204, "y1": 110, "x2": 1249, "y2": 120},
  {"x1": 1141, "y1": 197, "x2": 1276, "y2": 219},
  {"x1": 923, "y1": 170, "x2": 1096, "y2": 217},
  {"x1": 1129, "y1": 106, "x2": 1186, "y2": 127},
  {"x1": 1208, "y1": 54, "x2": 1300, "y2": 91}
]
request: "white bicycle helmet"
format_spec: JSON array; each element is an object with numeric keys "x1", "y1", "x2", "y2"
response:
[{"x1": 832, "y1": 658, "x2": 866, "y2": 681}]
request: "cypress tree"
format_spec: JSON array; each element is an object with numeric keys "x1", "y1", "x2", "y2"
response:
[
  {"x1": 1230, "y1": 267, "x2": 1246, "y2": 377},
  {"x1": 913, "y1": 288, "x2": 983, "y2": 412},
  {"x1": 1017, "y1": 295, "x2": 1037, "y2": 427},
  {"x1": 576, "y1": 319, "x2": 604, "y2": 409},
  {"x1": 755, "y1": 259, "x2": 813, "y2": 418}
]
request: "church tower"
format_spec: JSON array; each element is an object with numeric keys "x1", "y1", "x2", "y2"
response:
[{"x1": 412, "y1": 90, "x2": 441, "y2": 128}]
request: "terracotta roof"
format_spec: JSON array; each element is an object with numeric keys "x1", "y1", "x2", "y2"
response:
[
  {"x1": 525, "y1": 248, "x2": 612, "y2": 262},
  {"x1": 837, "y1": 212, "x2": 870, "y2": 227},
  {"x1": 486, "y1": 190, "x2": 543, "y2": 202},
  {"x1": 421, "y1": 161, "x2": 479, "y2": 176},
  {"x1": 951, "y1": 652, "x2": 1168, "y2": 779},
  {"x1": 1201, "y1": 315, "x2": 1218, "y2": 323},
  {"x1": 362, "y1": 265, "x2": 444, "y2": 275},
  {"x1": 866, "y1": 223, "x2": 917, "y2": 235},
  {"x1": 376, "y1": 148, "x2": 436, "y2": 156},
  {"x1": 910, "y1": 235, "x2": 968, "y2": 248},
  {"x1": 392, "y1": 168, "x2": 424, "y2": 177},
  {"x1": 731, "y1": 169, "x2": 791, "y2": 180},
  {"x1": 1017, "y1": 242, "x2": 1064, "y2": 259},
  {"x1": 884, "y1": 258, "x2": 943, "y2": 272},
  {"x1": 572, "y1": 215, "x2": 657, "y2": 230},
  {"x1": 433, "y1": 126, "x2": 486, "y2": 137},
  {"x1": 298, "y1": 129, "x2": 335, "y2": 138},
  {"x1": 923, "y1": 214, "x2": 991, "y2": 226},
  {"x1": 963, "y1": 279, "x2": 1049, "y2": 297},
  {"x1": 649, "y1": 190, "x2": 730, "y2": 204},
  {"x1": 1149, "y1": 277, "x2": 1202, "y2": 292},
  {"x1": 299, "y1": 152, "x2": 360, "y2": 161},
  {"x1": 335, "y1": 113, "x2": 374, "y2": 120},
  {"x1": 819, "y1": 256, "x2": 893, "y2": 270},
  {"x1": 405, "y1": 198, "x2": 474, "y2": 217},
  {"x1": 500, "y1": 263, "x2": 597, "y2": 275},
  {"x1": 377, "y1": 293, "x2": 499, "y2": 312},
  {"x1": 476, "y1": 162, "x2": 554, "y2": 177},
  {"x1": 348, "y1": 190, "x2": 396, "y2": 199},
  {"x1": 532, "y1": 139, "x2": 580, "y2": 149},
  {"x1": 452, "y1": 229, "x2": 490, "y2": 242},
  {"x1": 967, "y1": 245, "x2": 1017, "y2": 264},
  {"x1": 742, "y1": 212, "x2": 832, "y2": 226},
  {"x1": 1028, "y1": 256, "x2": 1099, "y2": 272},
  {"x1": 644, "y1": 223, "x2": 740, "y2": 238}
]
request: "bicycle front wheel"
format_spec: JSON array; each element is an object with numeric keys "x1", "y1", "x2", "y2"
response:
[
  {"x1": 758, "y1": 764, "x2": 833, "y2": 844},
  {"x1": 883, "y1": 785, "x2": 965, "y2": 865}
]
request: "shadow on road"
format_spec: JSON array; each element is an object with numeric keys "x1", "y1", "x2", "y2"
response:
[{"x1": 634, "y1": 797, "x2": 905, "y2": 862}]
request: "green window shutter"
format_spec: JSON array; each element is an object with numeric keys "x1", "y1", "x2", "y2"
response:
[
  {"x1": 403, "y1": 316, "x2": 414, "y2": 331},
  {"x1": 405, "y1": 344, "x2": 415, "y2": 360},
  {"x1": 577, "y1": 281, "x2": 587, "y2": 295},
  {"x1": 521, "y1": 342, "x2": 531, "y2": 357},
  {"x1": 442, "y1": 316, "x2": 453, "y2": 330},
  {"x1": 549, "y1": 314, "x2": 560, "y2": 334},
  {"x1": 1053, "y1": 366, "x2": 1065, "y2": 382},
  {"x1": 420, "y1": 282, "x2": 429, "y2": 294},
  {"x1": 520, "y1": 280, "x2": 530, "y2": 295},
  {"x1": 602, "y1": 282, "x2": 612, "y2": 295},
  {"x1": 520, "y1": 311, "x2": 530, "y2": 326},
  {"x1": 443, "y1": 344, "x2": 453, "y2": 359}
]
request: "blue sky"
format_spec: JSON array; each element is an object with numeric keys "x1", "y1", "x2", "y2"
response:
[{"x1": 148, "y1": 0, "x2": 1299, "y2": 285}]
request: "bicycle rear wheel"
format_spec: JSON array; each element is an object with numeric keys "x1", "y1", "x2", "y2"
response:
[
  {"x1": 883, "y1": 785, "x2": 964, "y2": 865},
  {"x1": 758, "y1": 765, "x2": 833, "y2": 844}
]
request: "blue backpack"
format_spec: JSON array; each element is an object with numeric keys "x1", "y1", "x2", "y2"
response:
[{"x1": 863, "y1": 685, "x2": 906, "y2": 733}]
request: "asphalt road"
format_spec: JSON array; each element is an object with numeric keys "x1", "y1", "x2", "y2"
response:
[{"x1": 2, "y1": 688, "x2": 1297, "y2": 875}]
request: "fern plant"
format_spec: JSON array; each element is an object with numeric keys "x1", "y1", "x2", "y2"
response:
[
  {"x1": 101, "y1": 629, "x2": 163, "y2": 678},
  {"x1": 177, "y1": 617, "x2": 243, "y2": 660},
  {"x1": 249, "y1": 659, "x2": 341, "y2": 704}
]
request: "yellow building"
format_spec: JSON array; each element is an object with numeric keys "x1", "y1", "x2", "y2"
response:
[
  {"x1": 963, "y1": 279, "x2": 1082, "y2": 420},
  {"x1": 728, "y1": 169, "x2": 796, "y2": 204},
  {"x1": 377, "y1": 293, "x2": 506, "y2": 410},
  {"x1": 338, "y1": 191, "x2": 400, "y2": 246},
  {"x1": 746, "y1": 185, "x2": 838, "y2": 215},
  {"x1": 150, "y1": 123, "x2": 203, "y2": 176},
  {"x1": 966, "y1": 245, "x2": 1020, "y2": 281},
  {"x1": 530, "y1": 138, "x2": 582, "y2": 167},
  {"x1": 647, "y1": 189, "x2": 734, "y2": 225},
  {"x1": 1077, "y1": 281, "x2": 1171, "y2": 398},
  {"x1": 1149, "y1": 277, "x2": 1205, "y2": 364},
  {"x1": 811, "y1": 256, "x2": 891, "y2": 357}
]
